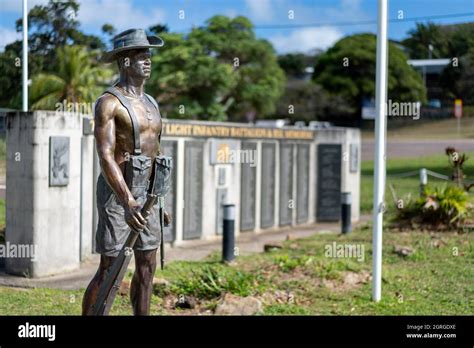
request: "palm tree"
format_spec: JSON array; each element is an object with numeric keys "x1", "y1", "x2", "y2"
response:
[
  {"x1": 402, "y1": 22, "x2": 448, "y2": 59},
  {"x1": 30, "y1": 45, "x2": 112, "y2": 112}
]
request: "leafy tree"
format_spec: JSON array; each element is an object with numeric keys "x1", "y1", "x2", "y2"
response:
[
  {"x1": 402, "y1": 22, "x2": 474, "y2": 105},
  {"x1": 147, "y1": 32, "x2": 237, "y2": 121},
  {"x1": 275, "y1": 81, "x2": 353, "y2": 124},
  {"x1": 148, "y1": 24, "x2": 169, "y2": 35},
  {"x1": 147, "y1": 15, "x2": 285, "y2": 121},
  {"x1": 278, "y1": 53, "x2": 320, "y2": 79},
  {"x1": 30, "y1": 46, "x2": 112, "y2": 111},
  {"x1": 438, "y1": 24, "x2": 474, "y2": 105},
  {"x1": 15, "y1": 0, "x2": 104, "y2": 60},
  {"x1": 101, "y1": 24, "x2": 116, "y2": 37},
  {"x1": 278, "y1": 53, "x2": 307, "y2": 79},
  {"x1": 401, "y1": 22, "x2": 448, "y2": 59},
  {"x1": 0, "y1": 47, "x2": 45, "y2": 109},
  {"x1": 0, "y1": 0, "x2": 106, "y2": 109},
  {"x1": 313, "y1": 33, "x2": 426, "y2": 122}
]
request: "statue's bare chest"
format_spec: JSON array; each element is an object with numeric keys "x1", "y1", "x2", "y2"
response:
[{"x1": 114, "y1": 97, "x2": 162, "y2": 155}]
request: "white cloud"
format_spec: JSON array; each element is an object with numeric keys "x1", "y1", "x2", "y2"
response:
[
  {"x1": 269, "y1": 27, "x2": 343, "y2": 54},
  {"x1": 77, "y1": 0, "x2": 166, "y2": 33},
  {"x1": 244, "y1": 0, "x2": 274, "y2": 22},
  {"x1": 0, "y1": 27, "x2": 21, "y2": 51}
]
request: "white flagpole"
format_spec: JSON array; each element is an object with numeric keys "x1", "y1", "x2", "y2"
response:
[
  {"x1": 372, "y1": 0, "x2": 388, "y2": 302},
  {"x1": 22, "y1": 0, "x2": 28, "y2": 112}
]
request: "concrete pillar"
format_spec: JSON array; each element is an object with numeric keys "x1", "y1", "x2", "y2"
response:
[
  {"x1": 80, "y1": 123, "x2": 94, "y2": 261},
  {"x1": 6, "y1": 111, "x2": 83, "y2": 277},
  {"x1": 292, "y1": 143, "x2": 297, "y2": 226},
  {"x1": 173, "y1": 138, "x2": 185, "y2": 245},
  {"x1": 274, "y1": 141, "x2": 280, "y2": 229},
  {"x1": 254, "y1": 141, "x2": 262, "y2": 232},
  {"x1": 308, "y1": 140, "x2": 317, "y2": 224}
]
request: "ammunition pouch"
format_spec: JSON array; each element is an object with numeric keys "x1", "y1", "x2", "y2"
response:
[
  {"x1": 124, "y1": 154, "x2": 172, "y2": 199},
  {"x1": 154, "y1": 154, "x2": 172, "y2": 197},
  {"x1": 124, "y1": 155, "x2": 153, "y2": 198}
]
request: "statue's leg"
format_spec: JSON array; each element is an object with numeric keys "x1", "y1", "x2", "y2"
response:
[
  {"x1": 130, "y1": 249, "x2": 157, "y2": 316},
  {"x1": 82, "y1": 254, "x2": 116, "y2": 315}
]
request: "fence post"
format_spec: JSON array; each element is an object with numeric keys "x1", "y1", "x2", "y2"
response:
[{"x1": 420, "y1": 168, "x2": 428, "y2": 196}]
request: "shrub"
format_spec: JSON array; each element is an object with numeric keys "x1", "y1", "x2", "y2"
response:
[{"x1": 394, "y1": 184, "x2": 472, "y2": 230}]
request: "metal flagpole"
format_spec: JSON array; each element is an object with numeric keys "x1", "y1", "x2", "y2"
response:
[
  {"x1": 22, "y1": 0, "x2": 28, "y2": 112},
  {"x1": 372, "y1": 0, "x2": 389, "y2": 302}
]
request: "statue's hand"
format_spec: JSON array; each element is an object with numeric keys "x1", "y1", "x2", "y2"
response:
[
  {"x1": 124, "y1": 199, "x2": 147, "y2": 231},
  {"x1": 164, "y1": 211, "x2": 172, "y2": 226}
]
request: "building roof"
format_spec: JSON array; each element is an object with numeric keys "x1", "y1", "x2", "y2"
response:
[{"x1": 407, "y1": 59, "x2": 451, "y2": 74}]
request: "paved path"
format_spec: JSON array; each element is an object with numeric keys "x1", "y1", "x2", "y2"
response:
[
  {"x1": 0, "y1": 216, "x2": 371, "y2": 291},
  {"x1": 362, "y1": 139, "x2": 474, "y2": 161}
]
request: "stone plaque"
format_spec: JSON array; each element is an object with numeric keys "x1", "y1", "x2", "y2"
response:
[
  {"x1": 317, "y1": 144, "x2": 342, "y2": 221},
  {"x1": 279, "y1": 143, "x2": 294, "y2": 226},
  {"x1": 183, "y1": 141, "x2": 204, "y2": 240},
  {"x1": 49, "y1": 136, "x2": 70, "y2": 186},
  {"x1": 216, "y1": 188, "x2": 228, "y2": 235},
  {"x1": 240, "y1": 142, "x2": 257, "y2": 231},
  {"x1": 160, "y1": 140, "x2": 177, "y2": 242},
  {"x1": 350, "y1": 143, "x2": 359, "y2": 173},
  {"x1": 296, "y1": 144, "x2": 310, "y2": 224},
  {"x1": 260, "y1": 143, "x2": 275, "y2": 229}
]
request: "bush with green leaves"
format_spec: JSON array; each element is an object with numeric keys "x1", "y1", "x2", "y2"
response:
[{"x1": 394, "y1": 184, "x2": 472, "y2": 229}]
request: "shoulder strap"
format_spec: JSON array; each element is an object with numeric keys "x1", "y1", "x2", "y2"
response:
[
  {"x1": 145, "y1": 94, "x2": 159, "y2": 111},
  {"x1": 145, "y1": 93, "x2": 163, "y2": 153},
  {"x1": 104, "y1": 86, "x2": 142, "y2": 155}
]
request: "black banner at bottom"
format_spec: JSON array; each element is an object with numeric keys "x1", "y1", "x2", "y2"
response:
[{"x1": 0, "y1": 315, "x2": 472, "y2": 346}]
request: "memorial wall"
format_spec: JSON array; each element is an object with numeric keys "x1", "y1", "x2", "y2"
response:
[
  {"x1": 5, "y1": 113, "x2": 360, "y2": 276},
  {"x1": 159, "y1": 119, "x2": 361, "y2": 245}
]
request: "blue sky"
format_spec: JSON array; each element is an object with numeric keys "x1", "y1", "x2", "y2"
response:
[{"x1": 1, "y1": 0, "x2": 473, "y2": 53}]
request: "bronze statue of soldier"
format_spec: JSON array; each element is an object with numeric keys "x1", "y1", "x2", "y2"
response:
[{"x1": 82, "y1": 29, "x2": 171, "y2": 316}]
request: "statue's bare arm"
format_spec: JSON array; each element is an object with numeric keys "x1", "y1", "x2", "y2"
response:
[{"x1": 94, "y1": 95, "x2": 146, "y2": 231}]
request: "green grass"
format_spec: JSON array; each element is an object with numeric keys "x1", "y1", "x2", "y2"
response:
[
  {"x1": 360, "y1": 152, "x2": 474, "y2": 213},
  {"x1": 0, "y1": 223, "x2": 472, "y2": 315}
]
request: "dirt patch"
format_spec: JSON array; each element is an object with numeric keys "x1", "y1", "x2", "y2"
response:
[
  {"x1": 158, "y1": 294, "x2": 214, "y2": 315},
  {"x1": 323, "y1": 270, "x2": 371, "y2": 292}
]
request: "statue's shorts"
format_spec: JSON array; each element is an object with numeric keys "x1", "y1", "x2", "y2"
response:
[{"x1": 95, "y1": 155, "x2": 161, "y2": 257}]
